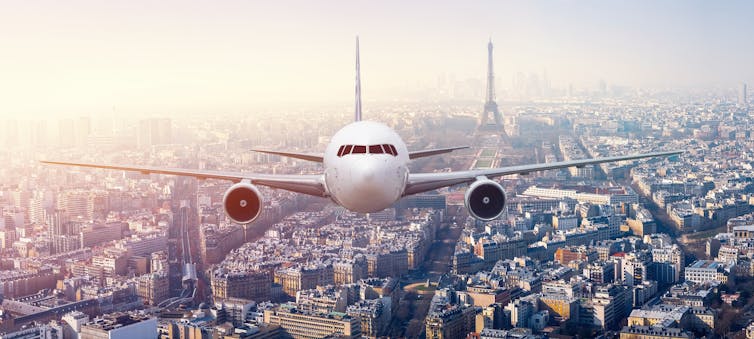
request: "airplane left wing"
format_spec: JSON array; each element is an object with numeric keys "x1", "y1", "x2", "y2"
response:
[
  {"x1": 403, "y1": 150, "x2": 682, "y2": 196},
  {"x1": 249, "y1": 149, "x2": 323, "y2": 163},
  {"x1": 40, "y1": 160, "x2": 328, "y2": 197}
]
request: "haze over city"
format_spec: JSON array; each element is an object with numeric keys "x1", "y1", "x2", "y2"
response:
[
  {"x1": 4, "y1": 1, "x2": 754, "y2": 339},
  {"x1": 2, "y1": 0, "x2": 754, "y2": 117}
]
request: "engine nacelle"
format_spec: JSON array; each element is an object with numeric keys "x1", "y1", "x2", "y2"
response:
[
  {"x1": 222, "y1": 182, "x2": 263, "y2": 224},
  {"x1": 464, "y1": 178, "x2": 507, "y2": 221}
]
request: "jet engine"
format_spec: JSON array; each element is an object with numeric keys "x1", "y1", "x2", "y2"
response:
[
  {"x1": 222, "y1": 182, "x2": 263, "y2": 224},
  {"x1": 464, "y1": 178, "x2": 506, "y2": 221}
]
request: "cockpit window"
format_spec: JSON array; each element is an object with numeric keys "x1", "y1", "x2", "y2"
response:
[
  {"x1": 389, "y1": 144, "x2": 398, "y2": 156},
  {"x1": 338, "y1": 144, "x2": 398, "y2": 157},
  {"x1": 383, "y1": 144, "x2": 394, "y2": 156}
]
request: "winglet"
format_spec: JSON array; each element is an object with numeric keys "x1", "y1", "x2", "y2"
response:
[{"x1": 355, "y1": 36, "x2": 362, "y2": 122}]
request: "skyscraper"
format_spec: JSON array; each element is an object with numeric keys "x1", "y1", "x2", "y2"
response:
[
  {"x1": 137, "y1": 118, "x2": 172, "y2": 149},
  {"x1": 58, "y1": 119, "x2": 76, "y2": 148},
  {"x1": 740, "y1": 83, "x2": 748, "y2": 107},
  {"x1": 75, "y1": 116, "x2": 92, "y2": 147},
  {"x1": 3, "y1": 119, "x2": 19, "y2": 148}
]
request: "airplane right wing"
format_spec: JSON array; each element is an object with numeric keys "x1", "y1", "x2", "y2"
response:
[
  {"x1": 403, "y1": 150, "x2": 682, "y2": 196},
  {"x1": 409, "y1": 146, "x2": 470, "y2": 160},
  {"x1": 41, "y1": 160, "x2": 328, "y2": 197}
]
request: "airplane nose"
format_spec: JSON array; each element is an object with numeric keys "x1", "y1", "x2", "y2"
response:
[
  {"x1": 354, "y1": 162, "x2": 377, "y2": 183},
  {"x1": 341, "y1": 158, "x2": 400, "y2": 213}
]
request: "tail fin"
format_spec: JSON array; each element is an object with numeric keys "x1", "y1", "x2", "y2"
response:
[{"x1": 354, "y1": 36, "x2": 362, "y2": 122}]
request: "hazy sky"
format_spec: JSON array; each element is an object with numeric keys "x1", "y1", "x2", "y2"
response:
[{"x1": 1, "y1": 1, "x2": 753, "y2": 116}]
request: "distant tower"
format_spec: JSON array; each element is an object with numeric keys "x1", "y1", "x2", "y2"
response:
[
  {"x1": 740, "y1": 83, "x2": 748, "y2": 107},
  {"x1": 480, "y1": 39, "x2": 504, "y2": 133}
]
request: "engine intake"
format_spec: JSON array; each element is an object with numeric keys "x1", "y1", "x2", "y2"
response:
[
  {"x1": 223, "y1": 182, "x2": 263, "y2": 224},
  {"x1": 464, "y1": 178, "x2": 506, "y2": 221}
]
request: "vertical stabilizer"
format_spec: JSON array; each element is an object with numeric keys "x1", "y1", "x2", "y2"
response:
[{"x1": 355, "y1": 36, "x2": 362, "y2": 122}]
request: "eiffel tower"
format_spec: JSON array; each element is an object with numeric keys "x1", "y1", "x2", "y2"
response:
[{"x1": 479, "y1": 39, "x2": 505, "y2": 135}]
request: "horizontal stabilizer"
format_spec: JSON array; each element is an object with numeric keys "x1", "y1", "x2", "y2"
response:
[
  {"x1": 250, "y1": 149, "x2": 323, "y2": 163},
  {"x1": 409, "y1": 146, "x2": 469, "y2": 160}
]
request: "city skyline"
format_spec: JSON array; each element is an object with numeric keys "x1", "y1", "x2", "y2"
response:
[
  {"x1": 2, "y1": 88, "x2": 754, "y2": 337},
  {"x1": 6, "y1": 2, "x2": 754, "y2": 338},
  {"x1": 1, "y1": 1, "x2": 754, "y2": 117}
]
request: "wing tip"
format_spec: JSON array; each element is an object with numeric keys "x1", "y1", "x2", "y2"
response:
[{"x1": 655, "y1": 150, "x2": 684, "y2": 156}]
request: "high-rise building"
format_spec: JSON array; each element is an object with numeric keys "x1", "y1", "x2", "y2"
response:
[
  {"x1": 57, "y1": 190, "x2": 90, "y2": 221},
  {"x1": 2, "y1": 207, "x2": 25, "y2": 230},
  {"x1": 50, "y1": 209, "x2": 69, "y2": 236},
  {"x1": 590, "y1": 285, "x2": 632, "y2": 330},
  {"x1": 30, "y1": 120, "x2": 48, "y2": 148},
  {"x1": 740, "y1": 83, "x2": 748, "y2": 107},
  {"x1": 652, "y1": 245, "x2": 684, "y2": 284},
  {"x1": 75, "y1": 116, "x2": 92, "y2": 147},
  {"x1": 2, "y1": 119, "x2": 19, "y2": 148},
  {"x1": 622, "y1": 252, "x2": 651, "y2": 287},
  {"x1": 584, "y1": 261, "x2": 616, "y2": 284},
  {"x1": 505, "y1": 297, "x2": 536, "y2": 328},
  {"x1": 58, "y1": 119, "x2": 76, "y2": 148},
  {"x1": 28, "y1": 191, "x2": 48, "y2": 224},
  {"x1": 137, "y1": 118, "x2": 172, "y2": 148},
  {"x1": 0, "y1": 229, "x2": 17, "y2": 249}
]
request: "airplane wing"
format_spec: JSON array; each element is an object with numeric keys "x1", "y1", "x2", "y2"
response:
[
  {"x1": 409, "y1": 146, "x2": 470, "y2": 160},
  {"x1": 249, "y1": 149, "x2": 323, "y2": 163},
  {"x1": 402, "y1": 150, "x2": 682, "y2": 196},
  {"x1": 40, "y1": 160, "x2": 327, "y2": 197}
]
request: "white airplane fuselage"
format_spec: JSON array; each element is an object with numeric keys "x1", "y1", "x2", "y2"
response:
[{"x1": 324, "y1": 121, "x2": 410, "y2": 213}]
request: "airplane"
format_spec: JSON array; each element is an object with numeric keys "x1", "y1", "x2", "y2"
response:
[{"x1": 42, "y1": 38, "x2": 682, "y2": 224}]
